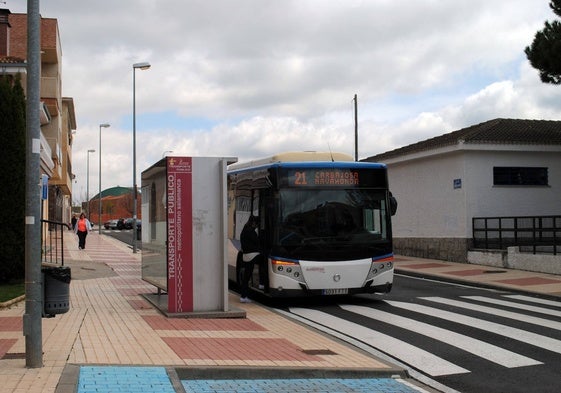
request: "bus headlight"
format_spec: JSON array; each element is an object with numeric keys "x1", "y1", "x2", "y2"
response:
[
  {"x1": 271, "y1": 258, "x2": 305, "y2": 283},
  {"x1": 366, "y1": 256, "x2": 394, "y2": 281}
]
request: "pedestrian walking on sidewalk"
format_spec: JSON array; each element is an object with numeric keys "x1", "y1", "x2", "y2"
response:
[
  {"x1": 74, "y1": 212, "x2": 92, "y2": 250},
  {"x1": 71, "y1": 214, "x2": 77, "y2": 231}
]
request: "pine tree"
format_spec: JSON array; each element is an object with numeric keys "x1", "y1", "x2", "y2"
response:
[
  {"x1": 0, "y1": 75, "x2": 26, "y2": 282},
  {"x1": 525, "y1": 0, "x2": 561, "y2": 84}
]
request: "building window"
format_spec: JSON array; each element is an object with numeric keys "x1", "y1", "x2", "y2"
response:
[{"x1": 493, "y1": 167, "x2": 548, "y2": 186}]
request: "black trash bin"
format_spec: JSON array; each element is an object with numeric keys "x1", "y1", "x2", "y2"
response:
[{"x1": 42, "y1": 266, "x2": 71, "y2": 317}]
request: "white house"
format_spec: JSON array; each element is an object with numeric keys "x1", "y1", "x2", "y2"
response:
[{"x1": 364, "y1": 118, "x2": 561, "y2": 263}]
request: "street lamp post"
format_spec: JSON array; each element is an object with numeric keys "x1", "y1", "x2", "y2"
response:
[
  {"x1": 86, "y1": 149, "x2": 95, "y2": 218},
  {"x1": 132, "y1": 62, "x2": 151, "y2": 253},
  {"x1": 98, "y1": 123, "x2": 110, "y2": 234}
]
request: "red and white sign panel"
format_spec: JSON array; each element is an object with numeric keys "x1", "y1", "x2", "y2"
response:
[{"x1": 166, "y1": 157, "x2": 193, "y2": 312}]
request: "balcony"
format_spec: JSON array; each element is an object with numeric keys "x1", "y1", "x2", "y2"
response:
[
  {"x1": 40, "y1": 132, "x2": 54, "y2": 177},
  {"x1": 40, "y1": 77, "x2": 60, "y2": 116}
]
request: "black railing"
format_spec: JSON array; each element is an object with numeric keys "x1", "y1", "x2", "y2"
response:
[
  {"x1": 41, "y1": 219, "x2": 71, "y2": 265},
  {"x1": 472, "y1": 216, "x2": 561, "y2": 255}
]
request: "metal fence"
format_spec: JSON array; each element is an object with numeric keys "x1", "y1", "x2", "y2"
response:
[
  {"x1": 41, "y1": 219, "x2": 71, "y2": 265},
  {"x1": 472, "y1": 216, "x2": 561, "y2": 255}
]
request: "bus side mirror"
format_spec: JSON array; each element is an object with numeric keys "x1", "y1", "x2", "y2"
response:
[{"x1": 389, "y1": 194, "x2": 398, "y2": 216}]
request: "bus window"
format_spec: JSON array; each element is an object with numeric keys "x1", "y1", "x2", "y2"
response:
[
  {"x1": 278, "y1": 188, "x2": 388, "y2": 249},
  {"x1": 363, "y1": 203, "x2": 387, "y2": 238},
  {"x1": 234, "y1": 191, "x2": 260, "y2": 240},
  {"x1": 234, "y1": 195, "x2": 252, "y2": 240}
]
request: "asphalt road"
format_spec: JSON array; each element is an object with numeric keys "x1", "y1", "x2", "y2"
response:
[
  {"x1": 276, "y1": 275, "x2": 561, "y2": 393},
  {"x1": 102, "y1": 228, "x2": 142, "y2": 250}
]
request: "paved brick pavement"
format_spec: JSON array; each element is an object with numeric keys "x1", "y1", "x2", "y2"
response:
[{"x1": 0, "y1": 232, "x2": 411, "y2": 393}]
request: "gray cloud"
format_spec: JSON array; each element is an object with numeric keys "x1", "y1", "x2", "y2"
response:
[{"x1": 6, "y1": 0, "x2": 561, "y2": 200}]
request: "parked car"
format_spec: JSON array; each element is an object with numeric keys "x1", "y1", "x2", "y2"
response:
[
  {"x1": 116, "y1": 218, "x2": 127, "y2": 230},
  {"x1": 123, "y1": 218, "x2": 135, "y2": 229},
  {"x1": 104, "y1": 219, "x2": 119, "y2": 230}
]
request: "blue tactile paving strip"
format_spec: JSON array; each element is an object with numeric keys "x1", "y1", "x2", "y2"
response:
[
  {"x1": 77, "y1": 366, "x2": 176, "y2": 393},
  {"x1": 76, "y1": 366, "x2": 424, "y2": 393},
  {"x1": 182, "y1": 378, "x2": 423, "y2": 393}
]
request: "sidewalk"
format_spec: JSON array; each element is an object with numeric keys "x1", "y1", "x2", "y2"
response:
[
  {"x1": 0, "y1": 232, "x2": 411, "y2": 393},
  {"x1": 1, "y1": 232, "x2": 560, "y2": 393},
  {"x1": 394, "y1": 255, "x2": 561, "y2": 299}
]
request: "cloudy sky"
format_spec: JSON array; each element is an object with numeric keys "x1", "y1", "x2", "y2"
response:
[{"x1": 7, "y1": 0, "x2": 561, "y2": 204}]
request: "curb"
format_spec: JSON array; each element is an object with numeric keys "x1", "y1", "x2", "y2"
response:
[
  {"x1": 0, "y1": 294, "x2": 25, "y2": 309},
  {"x1": 175, "y1": 366, "x2": 409, "y2": 380}
]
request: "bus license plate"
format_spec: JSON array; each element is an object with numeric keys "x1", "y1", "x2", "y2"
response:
[{"x1": 322, "y1": 288, "x2": 348, "y2": 295}]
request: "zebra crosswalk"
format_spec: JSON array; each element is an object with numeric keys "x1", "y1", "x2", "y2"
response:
[
  {"x1": 422, "y1": 296, "x2": 561, "y2": 330},
  {"x1": 384, "y1": 300, "x2": 561, "y2": 355},
  {"x1": 288, "y1": 294, "x2": 561, "y2": 379},
  {"x1": 289, "y1": 307, "x2": 469, "y2": 377},
  {"x1": 340, "y1": 304, "x2": 541, "y2": 368},
  {"x1": 461, "y1": 295, "x2": 561, "y2": 318}
]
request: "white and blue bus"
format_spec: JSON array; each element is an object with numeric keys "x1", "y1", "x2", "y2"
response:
[{"x1": 227, "y1": 152, "x2": 396, "y2": 297}]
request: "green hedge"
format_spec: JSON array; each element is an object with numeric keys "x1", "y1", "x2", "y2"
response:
[{"x1": 0, "y1": 75, "x2": 26, "y2": 283}]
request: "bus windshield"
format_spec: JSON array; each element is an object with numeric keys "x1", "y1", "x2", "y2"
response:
[{"x1": 276, "y1": 188, "x2": 390, "y2": 261}]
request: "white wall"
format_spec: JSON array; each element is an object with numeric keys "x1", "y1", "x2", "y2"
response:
[
  {"x1": 465, "y1": 148, "x2": 561, "y2": 220},
  {"x1": 385, "y1": 144, "x2": 561, "y2": 240},
  {"x1": 387, "y1": 150, "x2": 467, "y2": 239}
]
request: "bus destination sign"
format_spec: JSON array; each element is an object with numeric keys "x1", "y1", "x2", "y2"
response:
[{"x1": 288, "y1": 169, "x2": 360, "y2": 187}]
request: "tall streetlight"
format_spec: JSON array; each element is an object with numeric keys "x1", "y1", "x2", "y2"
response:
[
  {"x1": 98, "y1": 123, "x2": 110, "y2": 234},
  {"x1": 133, "y1": 62, "x2": 151, "y2": 253},
  {"x1": 86, "y1": 149, "x2": 96, "y2": 218}
]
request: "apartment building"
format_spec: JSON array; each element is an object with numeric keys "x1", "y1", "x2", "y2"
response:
[{"x1": 0, "y1": 8, "x2": 76, "y2": 224}]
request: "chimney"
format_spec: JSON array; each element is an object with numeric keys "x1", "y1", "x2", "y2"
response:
[{"x1": 0, "y1": 9, "x2": 11, "y2": 57}]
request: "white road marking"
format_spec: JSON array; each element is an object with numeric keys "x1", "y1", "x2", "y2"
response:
[
  {"x1": 422, "y1": 297, "x2": 561, "y2": 331},
  {"x1": 386, "y1": 300, "x2": 561, "y2": 354},
  {"x1": 502, "y1": 294, "x2": 561, "y2": 308},
  {"x1": 341, "y1": 305, "x2": 541, "y2": 368},
  {"x1": 289, "y1": 307, "x2": 469, "y2": 377},
  {"x1": 462, "y1": 296, "x2": 561, "y2": 318}
]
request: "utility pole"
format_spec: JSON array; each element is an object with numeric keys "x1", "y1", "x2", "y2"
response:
[
  {"x1": 353, "y1": 94, "x2": 358, "y2": 161},
  {"x1": 24, "y1": 0, "x2": 43, "y2": 368}
]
